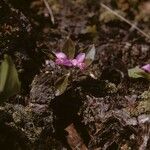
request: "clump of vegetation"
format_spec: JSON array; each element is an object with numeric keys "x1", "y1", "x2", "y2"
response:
[{"x1": 46, "y1": 38, "x2": 96, "y2": 96}]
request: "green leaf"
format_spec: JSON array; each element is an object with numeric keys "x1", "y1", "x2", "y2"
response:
[
  {"x1": 0, "y1": 55, "x2": 21, "y2": 101},
  {"x1": 128, "y1": 67, "x2": 144, "y2": 78},
  {"x1": 0, "y1": 56, "x2": 9, "y2": 92},
  {"x1": 62, "y1": 38, "x2": 75, "y2": 59},
  {"x1": 84, "y1": 44, "x2": 96, "y2": 67},
  {"x1": 55, "y1": 73, "x2": 70, "y2": 96},
  {"x1": 128, "y1": 66, "x2": 150, "y2": 81}
]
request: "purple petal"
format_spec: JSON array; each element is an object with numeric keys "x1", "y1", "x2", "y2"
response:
[
  {"x1": 141, "y1": 64, "x2": 150, "y2": 73},
  {"x1": 55, "y1": 58, "x2": 72, "y2": 67},
  {"x1": 75, "y1": 53, "x2": 85, "y2": 63},
  {"x1": 63, "y1": 59, "x2": 73, "y2": 66},
  {"x1": 55, "y1": 52, "x2": 67, "y2": 59}
]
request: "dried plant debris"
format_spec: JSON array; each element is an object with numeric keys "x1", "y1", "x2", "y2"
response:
[
  {"x1": 0, "y1": 0, "x2": 32, "y2": 53},
  {"x1": 79, "y1": 95, "x2": 150, "y2": 149},
  {"x1": 124, "y1": 88, "x2": 150, "y2": 116},
  {"x1": 0, "y1": 102, "x2": 67, "y2": 150},
  {"x1": 65, "y1": 123, "x2": 88, "y2": 150}
]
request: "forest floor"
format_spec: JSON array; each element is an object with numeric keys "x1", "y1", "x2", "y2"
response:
[{"x1": 0, "y1": 0, "x2": 150, "y2": 150}]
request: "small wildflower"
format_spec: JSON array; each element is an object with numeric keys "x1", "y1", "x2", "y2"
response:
[
  {"x1": 55, "y1": 52, "x2": 67, "y2": 59},
  {"x1": 55, "y1": 52, "x2": 86, "y2": 70},
  {"x1": 141, "y1": 64, "x2": 150, "y2": 73},
  {"x1": 71, "y1": 53, "x2": 85, "y2": 70},
  {"x1": 55, "y1": 52, "x2": 72, "y2": 66}
]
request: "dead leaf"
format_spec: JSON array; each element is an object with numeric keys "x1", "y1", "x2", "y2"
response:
[
  {"x1": 85, "y1": 44, "x2": 96, "y2": 67},
  {"x1": 65, "y1": 123, "x2": 88, "y2": 150}
]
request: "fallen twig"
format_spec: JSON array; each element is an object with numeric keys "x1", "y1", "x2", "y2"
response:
[
  {"x1": 43, "y1": 0, "x2": 55, "y2": 24},
  {"x1": 65, "y1": 123, "x2": 88, "y2": 150},
  {"x1": 100, "y1": 3, "x2": 150, "y2": 39}
]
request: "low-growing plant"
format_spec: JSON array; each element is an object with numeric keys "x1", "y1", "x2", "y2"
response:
[{"x1": 46, "y1": 38, "x2": 96, "y2": 96}]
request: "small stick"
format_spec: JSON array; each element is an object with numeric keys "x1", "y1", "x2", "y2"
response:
[
  {"x1": 65, "y1": 123, "x2": 88, "y2": 150},
  {"x1": 100, "y1": 3, "x2": 150, "y2": 39},
  {"x1": 43, "y1": 0, "x2": 55, "y2": 24}
]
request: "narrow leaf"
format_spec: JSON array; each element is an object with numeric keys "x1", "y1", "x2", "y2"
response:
[
  {"x1": 0, "y1": 57, "x2": 9, "y2": 92},
  {"x1": 55, "y1": 73, "x2": 70, "y2": 96},
  {"x1": 85, "y1": 44, "x2": 96, "y2": 67},
  {"x1": 0, "y1": 55, "x2": 21, "y2": 101},
  {"x1": 62, "y1": 38, "x2": 75, "y2": 59}
]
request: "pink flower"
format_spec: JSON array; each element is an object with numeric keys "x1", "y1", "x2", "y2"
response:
[
  {"x1": 55, "y1": 58, "x2": 72, "y2": 66},
  {"x1": 55, "y1": 52, "x2": 86, "y2": 69},
  {"x1": 71, "y1": 53, "x2": 85, "y2": 70},
  {"x1": 55, "y1": 52, "x2": 67, "y2": 59},
  {"x1": 141, "y1": 64, "x2": 150, "y2": 73},
  {"x1": 55, "y1": 52, "x2": 72, "y2": 67}
]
